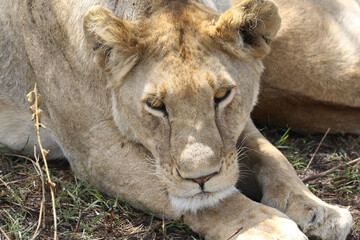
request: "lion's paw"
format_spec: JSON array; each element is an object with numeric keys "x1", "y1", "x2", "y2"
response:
[
  {"x1": 236, "y1": 216, "x2": 308, "y2": 240},
  {"x1": 262, "y1": 190, "x2": 352, "y2": 240},
  {"x1": 296, "y1": 203, "x2": 352, "y2": 240}
]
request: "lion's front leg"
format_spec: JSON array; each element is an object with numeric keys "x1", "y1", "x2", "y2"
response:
[
  {"x1": 184, "y1": 192, "x2": 307, "y2": 240},
  {"x1": 238, "y1": 119, "x2": 353, "y2": 240}
]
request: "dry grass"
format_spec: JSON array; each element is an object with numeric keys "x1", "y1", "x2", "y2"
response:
[
  {"x1": 0, "y1": 127, "x2": 359, "y2": 239},
  {"x1": 0, "y1": 155, "x2": 199, "y2": 240}
]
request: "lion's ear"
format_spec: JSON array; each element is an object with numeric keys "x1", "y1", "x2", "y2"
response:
[
  {"x1": 83, "y1": 6, "x2": 142, "y2": 70},
  {"x1": 214, "y1": 0, "x2": 281, "y2": 59}
]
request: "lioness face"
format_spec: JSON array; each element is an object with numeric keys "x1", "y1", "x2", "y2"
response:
[
  {"x1": 83, "y1": 0, "x2": 280, "y2": 212},
  {"x1": 118, "y1": 51, "x2": 260, "y2": 212}
]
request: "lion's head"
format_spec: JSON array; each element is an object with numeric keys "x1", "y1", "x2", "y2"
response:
[{"x1": 83, "y1": 0, "x2": 280, "y2": 213}]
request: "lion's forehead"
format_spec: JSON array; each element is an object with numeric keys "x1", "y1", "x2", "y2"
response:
[
  {"x1": 148, "y1": 63, "x2": 234, "y2": 99},
  {"x1": 144, "y1": 23, "x2": 214, "y2": 66},
  {"x1": 141, "y1": 1, "x2": 218, "y2": 61}
]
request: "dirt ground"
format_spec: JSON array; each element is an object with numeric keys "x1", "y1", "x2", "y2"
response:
[{"x1": 0, "y1": 128, "x2": 359, "y2": 239}]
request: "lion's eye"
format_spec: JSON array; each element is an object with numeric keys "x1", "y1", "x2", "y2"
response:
[
  {"x1": 214, "y1": 89, "x2": 231, "y2": 105},
  {"x1": 146, "y1": 99, "x2": 168, "y2": 116}
]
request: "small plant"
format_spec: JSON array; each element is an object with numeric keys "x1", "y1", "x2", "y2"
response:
[
  {"x1": 27, "y1": 84, "x2": 58, "y2": 239},
  {"x1": 275, "y1": 128, "x2": 291, "y2": 149}
]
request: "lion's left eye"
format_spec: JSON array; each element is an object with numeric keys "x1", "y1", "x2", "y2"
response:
[{"x1": 214, "y1": 89, "x2": 231, "y2": 105}]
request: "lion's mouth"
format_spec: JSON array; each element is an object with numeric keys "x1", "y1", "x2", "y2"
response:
[{"x1": 169, "y1": 186, "x2": 237, "y2": 213}]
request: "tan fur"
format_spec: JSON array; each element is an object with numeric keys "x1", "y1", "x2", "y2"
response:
[
  {"x1": 230, "y1": 0, "x2": 360, "y2": 134},
  {"x1": 0, "y1": 0, "x2": 352, "y2": 239}
]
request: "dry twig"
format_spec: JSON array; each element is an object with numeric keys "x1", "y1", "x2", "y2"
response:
[
  {"x1": 0, "y1": 153, "x2": 37, "y2": 164},
  {"x1": 303, "y1": 128, "x2": 330, "y2": 173},
  {"x1": 73, "y1": 210, "x2": 83, "y2": 234},
  {"x1": 162, "y1": 214, "x2": 165, "y2": 240},
  {"x1": 107, "y1": 210, "x2": 114, "y2": 233},
  {"x1": 0, "y1": 226, "x2": 11, "y2": 240},
  {"x1": 27, "y1": 84, "x2": 57, "y2": 240},
  {"x1": 302, "y1": 158, "x2": 360, "y2": 183},
  {"x1": 226, "y1": 227, "x2": 243, "y2": 240},
  {"x1": 32, "y1": 146, "x2": 46, "y2": 239}
]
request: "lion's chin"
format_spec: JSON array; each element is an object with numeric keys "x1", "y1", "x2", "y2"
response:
[{"x1": 169, "y1": 186, "x2": 237, "y2": 213}]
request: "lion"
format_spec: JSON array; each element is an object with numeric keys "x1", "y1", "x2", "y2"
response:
[
  {"x1": 0, "y1": 0, "x2": 353, "y2": 239},
  {"x1": 231, "y1": 0, "x2": 360, "y2": 134}
]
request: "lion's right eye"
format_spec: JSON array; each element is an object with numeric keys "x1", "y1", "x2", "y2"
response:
[
  {"x1": 146, "y1": 99, "x2": 168, "y2": 116},
  {"x1": 214, "y1": 89, "x2": 231, "y2": 105}
]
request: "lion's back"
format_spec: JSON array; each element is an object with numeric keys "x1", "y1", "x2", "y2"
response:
[{"x1": 230, "y1": 0, "x2": 360, "y2": 133}]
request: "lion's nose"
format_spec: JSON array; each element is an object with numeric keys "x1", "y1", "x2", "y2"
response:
[{"x1": 191, "y1": 172, "x2": 216, "y2": 190}]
